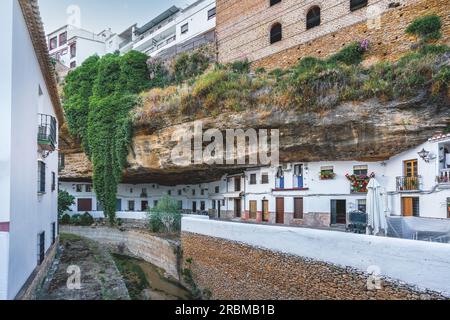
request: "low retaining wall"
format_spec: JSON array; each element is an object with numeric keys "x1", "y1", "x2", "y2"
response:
[
  {"x1": 61, "y1": 226, "x2": 180, "y2": 280},
  {"x1": 182, "y1": 217, "x2": 450, "y2": 299}
]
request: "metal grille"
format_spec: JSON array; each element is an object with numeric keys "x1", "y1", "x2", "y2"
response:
[{"x1": 38, "y1": 114, "x2": 56, "y2": 149}]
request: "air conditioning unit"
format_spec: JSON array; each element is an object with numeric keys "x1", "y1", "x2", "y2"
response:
[{"x1": 282, "y1": 164, "x2": 292, "y2": 171}]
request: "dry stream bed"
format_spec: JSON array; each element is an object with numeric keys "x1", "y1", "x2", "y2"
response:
[{"x1": 36, "y1": 234, "x2": 192, "y2": 300}]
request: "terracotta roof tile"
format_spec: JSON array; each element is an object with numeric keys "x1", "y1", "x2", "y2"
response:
[{"x1": 18, "y1": 0, "x2": 64, "y2": 126}]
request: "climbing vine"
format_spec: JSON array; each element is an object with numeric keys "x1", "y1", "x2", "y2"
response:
[{"x1": 63, "y1": 51, "x2": 151, "y2": 224}]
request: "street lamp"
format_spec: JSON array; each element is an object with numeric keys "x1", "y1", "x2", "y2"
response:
[{"x1": 418, "y1": 148, "x2": 430, "y2": 162}]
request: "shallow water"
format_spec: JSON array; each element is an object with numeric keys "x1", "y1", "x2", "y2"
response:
[
  {"x1": 137, "y1": 261, "x2": 192, "y2": 300},
  {"x1": 112, "y1": 253, "x2": 192, "y2": 300}
]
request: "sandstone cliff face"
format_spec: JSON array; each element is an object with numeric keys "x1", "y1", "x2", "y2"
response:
[{"x1": 59, "y1": 91, "x2": 449, "y2": 185}]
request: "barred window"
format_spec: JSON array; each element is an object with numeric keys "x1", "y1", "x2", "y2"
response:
[{"x1": 38, "y1": 161, "x2": 46, "y2": 193}]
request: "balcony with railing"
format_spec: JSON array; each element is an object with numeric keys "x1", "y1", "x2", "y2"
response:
[
  {"x1": 396, "y1": 176, "x2": 422, "y2": 192},
  {"x1": 38, "y1": 114, "x2": 56, "y2": 151}
]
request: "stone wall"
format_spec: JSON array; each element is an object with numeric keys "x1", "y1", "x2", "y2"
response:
[
  {"x1": 216, "y1": 0, "x2": 450, "y2": 69},
  {"x1": 182, "y1": 232, "x2": 446, "y2": 300},
  {"x1": 181, "y1": 217, "x2": 450, "y2": 298},
  {"x1": 61, "y1": 226, "x2": 180, "y2": 279}
]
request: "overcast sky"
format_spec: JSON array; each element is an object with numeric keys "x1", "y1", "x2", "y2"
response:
[{"x1": 39, "y1": 0, "x2": 194, "y2": 35}]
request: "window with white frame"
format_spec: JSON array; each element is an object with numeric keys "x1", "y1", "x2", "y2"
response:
[
  {"x1": 181, "y1": 23, "x2": 189, "y2": 34},
  {"x1": 353, "y1": 165, "x2": 368, "y2": 176},
  {"x1": 207, "y1": 7, "x2": 216, "y2": 20}
]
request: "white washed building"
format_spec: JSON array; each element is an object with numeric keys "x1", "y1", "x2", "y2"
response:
[
  {"x1": 48, "y1": 0, "x2": 216, "y2": 70},
  {"x1": 0, "y1": 0, "x2": 62, "y2": 300},
  {"x1": 59, "y1": 181, "x2": 218, "y2": 220},
  {"x1": 47, "y1": 25, "x2": 115, "y2": 69},
  {"x1": 60, "y1": 136, "x2": 450, "y2": 231},
  {"x1": 132, "y1": 0, "x2": 216, "y2": 58},
  {"x1": 227, "y1": 136, "x2": 450, "y2": 228}
]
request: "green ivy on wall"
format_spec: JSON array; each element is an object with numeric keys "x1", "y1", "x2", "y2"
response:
[{"x1": 63, "y1": 51, "x2": 150, "y2": 224}]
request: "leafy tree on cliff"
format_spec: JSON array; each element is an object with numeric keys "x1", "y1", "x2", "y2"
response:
[{"x1": 63, "y1": 51, "x2": 151, "y2": 224}]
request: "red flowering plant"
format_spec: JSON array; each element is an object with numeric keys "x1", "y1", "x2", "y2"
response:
[
  {"x1": 320, "y1": 171, "x2": 336, "y2": 180},
  {"x1": 345, "y1": 172, "x2": 375, "y2": 193}
]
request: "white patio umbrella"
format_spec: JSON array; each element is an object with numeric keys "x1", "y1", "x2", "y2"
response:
[{"x1": 366, "y1": 178, "x2": 387, "y2": 236}]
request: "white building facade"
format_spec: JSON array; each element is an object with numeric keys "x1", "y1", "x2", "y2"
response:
[
  {"x1": 132, "y1": 0, "x2": 216, "y2": 58},
  {"x1": 0, "y1": 0, "x2": 62, "y2": 300},
  {"x1": 61, "y1": 136, "x2": 450, "y2": 230},
  {"x1": 47, "y1": 25, "x2": 114, "y2": 69},
  {"x1": 47, "y1": 0, "x2": 216, "y2": 70}
]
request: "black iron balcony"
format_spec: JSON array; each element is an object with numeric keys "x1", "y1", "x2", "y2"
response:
[
  {"x1": 396, "y1": 176, "x2": 422, "y2": 192},
  {"x1": 38, "y1": 114, "x2": 56, "y2": 151}
]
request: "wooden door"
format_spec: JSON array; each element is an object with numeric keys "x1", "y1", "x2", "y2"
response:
[
  {"x1": 235, "y1": 199, "x2": 241, "y2": 218},
  {"x1": 276, "y1": 198, "x2": 284, "y2": 224},
  {"x1": 262, "y1": 200, "x2": 269, "y2": 222},
  {"x1": 192, "y1": 201, "x2": 197, "y2": 213},
  {"x1": 249, "y1": 201, "x2": 257, "y2": 220},
  {"x1": 141, "y1": 201, "x2": 149, "y2": 211},
  {"x1": 294, "y1": 198, "x2": 304, "y2": 219},
  {"x1": 77, "y1": 198, "x2": 92, "y2": 212},
  {"x1": 402, "y1": 198, "x2": 414, "y2": 217}
]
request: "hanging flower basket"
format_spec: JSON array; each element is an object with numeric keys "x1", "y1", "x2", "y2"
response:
[{"x1": 345, "y1": 172, "x2": 375, "y2": 193}]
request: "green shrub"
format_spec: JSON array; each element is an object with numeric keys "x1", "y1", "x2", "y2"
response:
[
  {"x1": 255, "y1": 67, "x2": 266, "y2": 74},
  {"x1": 406, "y1": 15, "x2": 442, "y2": 41},
  {"x1": 147, "y1": 58, "x2": 171, "y2": 88},
  {"x1": 60, "y1": 214, "x2": 71, "y2": 225},
  {"x1": 80, "y1": 212, "x2": 94, "y2": 226},
  {"x1": 228, "y1": 59, "x2": 250, "y2": 73},
  {"x1": 58, "y1": 190, "x2": 75, "y2": 219},
  {"x1": 71, "y1": 214, "x2": 81, "y2": 225},
  {"x1": 432, "y1": 65, "x2": 450, "y2": 94},
  {"x1": 147, "y1": 195, "x2": 182, "y2": 234},
  {"x1": 192, "y1": 70, "x2": 229, "y2": 97},
  {"x1": 118, "y1": 51, "x2": 152, "y2": 93},
  {"x1": 419, "y1": 44, "x2": 450, "y2": 55},
  {"x1": 268, "y1": 68, "x2": 286, "y2": 78},
  {"x1": 328, "y1": 42, "x2": 365, "y2": 65}
]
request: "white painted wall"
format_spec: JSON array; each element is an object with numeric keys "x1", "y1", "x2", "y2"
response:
[
  {"x1": 182, "y1": 217, "x2": 450, "y2": 296},
  {"x1": 0, "y1": 0, "x2": 13, "y2": 226},
  {"x1": 48, "y1": 25, "x2": 106, "y2": 68},
  {"x1": 59, "y1": 180, "x2": 223, "y2": 217},
  {"x1": 0, "y1": 0, "x2": 14, "y2": 301},
  {"x1": 0, "y1": 233, "x2": 9, "y2": 300},
  {"x1": 176, "y1": 0, "x2": 216, "y2": 43},
  {"x1": 0, "y1": 0, "x2": 60, "y2": 300}
]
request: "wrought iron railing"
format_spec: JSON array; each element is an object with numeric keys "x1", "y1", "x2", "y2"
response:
[
  {"x1": 396, "y1": 176, "x2": 422, "y2": 191},
  {"x1": 38, "y1": 114, "x2": 56, "y2": 151}
]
